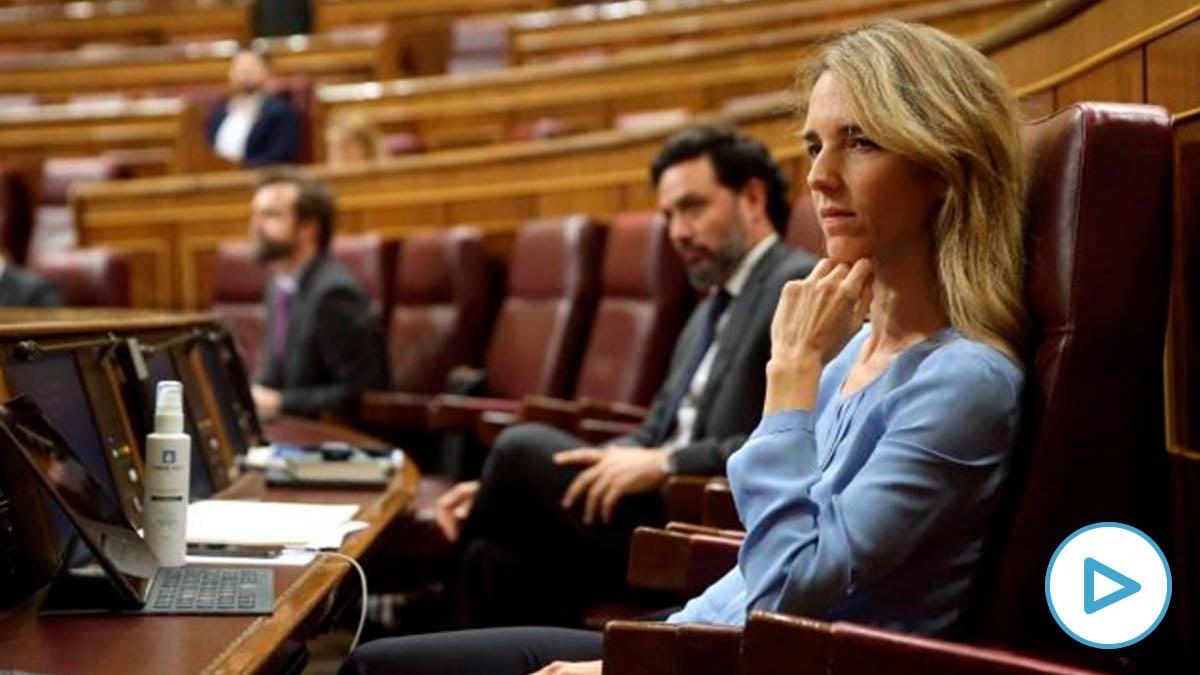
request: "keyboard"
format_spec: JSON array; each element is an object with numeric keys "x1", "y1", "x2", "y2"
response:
[{"x1": 143, "y1": 567, "x2": 273, "y2": 615}]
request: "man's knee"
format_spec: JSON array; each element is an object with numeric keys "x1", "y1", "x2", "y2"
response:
[{"x1": 484, "y1": 423, "x2": 578, "y2": 484}]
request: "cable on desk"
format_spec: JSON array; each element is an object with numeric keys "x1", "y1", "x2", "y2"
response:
[{"x1": 303, "y1": 550, "x2": 369, "y2": 655}]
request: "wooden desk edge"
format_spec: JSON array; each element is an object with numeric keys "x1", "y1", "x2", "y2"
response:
[{"x1": 200, "y1": 460, "x2": 420, "y2": 675}]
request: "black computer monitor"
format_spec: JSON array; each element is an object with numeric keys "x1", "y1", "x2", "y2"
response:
[
  {"x1": 2, "y1": 349, "x2": 143, "y2": 565},
  {"x1": 192, "y1": 332, "x2": 262, "y2": 457}
]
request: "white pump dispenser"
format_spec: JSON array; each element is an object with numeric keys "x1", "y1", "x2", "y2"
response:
[{"x1": 143, "y1": 380, "x2": 191, "y2": 567}]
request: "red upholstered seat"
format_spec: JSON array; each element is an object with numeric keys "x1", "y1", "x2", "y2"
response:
[
  {"x1": 29, "y1": 247, "x2": 131, "y2": 306},
  {"x1": 212, "y1": 240, "x2": 272, "y2": 377},
  {"x1": 428, "y1": 215, "x2": 606, "y2": 433},
  {"x1": 330, "y1": 232, "x2": 399, "y2": 324},
  {"x1": 974, "y1": 104, "x2": 1174, "y2": 666},
  {"x1": 30, "y1": 156, "x2": 130, "y2": 257},
  {"x1": 359, "y1": 226, "x2": 492, "y2": 434}
]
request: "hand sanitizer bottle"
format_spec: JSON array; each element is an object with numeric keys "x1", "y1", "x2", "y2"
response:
[{"x1": 143, "y1": 381, "x2": 190, "y2": 567}]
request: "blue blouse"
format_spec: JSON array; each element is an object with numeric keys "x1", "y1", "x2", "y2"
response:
[{"x1": 667, "y1": 325, "x2": 1023, "y2": 635}]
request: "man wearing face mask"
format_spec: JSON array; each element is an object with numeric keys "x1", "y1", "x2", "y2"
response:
[
  {"x1": 433, "y1": 126, "x2": 817, "y2": 628},
  {"x1": 249, "y1": 170, "x2": 386, "y2": 421},
  {"x1": 205, "y1": 47, "x2": 301, "y2": 167}
]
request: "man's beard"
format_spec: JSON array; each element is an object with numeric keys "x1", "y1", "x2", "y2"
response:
[
  {"x1": 684, "y1": 216, "x2": 750, "y2": 290},
  {"x1": 253, "y1": 236, "x2": 295, "y2": 265}
]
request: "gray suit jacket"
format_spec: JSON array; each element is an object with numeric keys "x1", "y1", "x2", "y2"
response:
[
  {"x1": 255, "y1": 254, "x2": 387, "y2": 418},
  {"x1": 617, "y1": 240, "x2": 816, "y2": 475},
  {"x1": 0, "y1": 265, "x2": 63, "y2": 308}
]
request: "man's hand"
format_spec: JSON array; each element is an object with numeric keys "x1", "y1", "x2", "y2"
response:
[
  {"x1": 434, "y1": 480, "x2": 480, "y2": 543},
  {"x1": 557, "y1": 446, "x2": 670, "y2": 525},
  {"x1": 251, "y1": 384, "x2": 283, "y2": 420},
  {"x1": 529, "y1": 660, "x2": 602, "y2": 675}
]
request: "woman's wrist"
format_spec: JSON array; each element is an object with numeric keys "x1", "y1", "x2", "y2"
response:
[{"x1": 764, "y1": 355, "x2": 823, "y2": 415}]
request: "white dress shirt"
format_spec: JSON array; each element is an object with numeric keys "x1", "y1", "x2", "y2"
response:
[{"x1": 213, "y1": 94, "x2": 263, "y2": 163}]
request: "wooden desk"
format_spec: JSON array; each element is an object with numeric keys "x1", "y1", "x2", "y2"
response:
[{"x1": 0, "y1": 416, "x2": 420, "y2": 675}]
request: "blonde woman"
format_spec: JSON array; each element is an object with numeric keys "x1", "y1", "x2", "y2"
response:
[
  {"x1": 324, "y1": 112, "x2": 385, "y2": 166},
  {"x1": 340, "y1": 20, "x2": 1028, "y2": 675}
]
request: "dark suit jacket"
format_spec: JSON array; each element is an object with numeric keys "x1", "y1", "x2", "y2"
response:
[
  {"x1": 0, "y1": 265, "x2": 64, "y2": 307},
  {"x1": 617, "y1": 240, "x2": 816, "y2": 476},
  {"x1": 204, "y1": 93, "x2": 301, "y2": 167},
  {"x1": 255, "y1": 254, "x2": 387, "y2": 418}
]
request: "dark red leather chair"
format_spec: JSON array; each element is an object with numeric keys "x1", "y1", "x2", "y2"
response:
[
  {"x1": 267, "y1": 76, "x2": 314, "y2": 164},
  {"x1": 29, "y1": 247, "x2": 131, "y2": 306},
  {"x1": 427, "y1": 215, "x2": 606, "y2": 433},
  {"x1": 973, "y1": 103, "x2": 1174, "y2": 668},
  {"x1": 0, "y1": 165, "x2": 32, "y2": 264},
  {"x1": 359, "y1": 226, "x2": 492, "y2": 433},
  {"x1": 611, "y1": 102, "x2": 1177, "y2": 673},
  {"x1": 330, "y1": 232, "x2": 399, "y2": 325},
  {"x1": 496, "y1": 211, "x2": 692, "y2": 441},
  {"x1": 30, "y1": 157, "x2": 131, "y2": 258},
  {"x1": 211, "y1": 240, "x2": 272, "y2": 377}
]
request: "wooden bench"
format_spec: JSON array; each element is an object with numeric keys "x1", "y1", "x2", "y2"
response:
[
  {"x1": 0, "y1": 0, "x2": 250, "y2": 50},
  {"x1": 0, "y1": 28, "x2": 402, "y2": 102}
]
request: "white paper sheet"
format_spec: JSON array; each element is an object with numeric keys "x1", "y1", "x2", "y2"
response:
[{"x1": 186, "y1": 500, "x2": 360, "y2": 548}]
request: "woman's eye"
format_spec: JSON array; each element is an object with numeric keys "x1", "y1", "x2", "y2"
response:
[
  {"x1": 805, "y1": 143, "x2": 822, "y2": 159},
  {"x1": 848, "y1": 136, "x2": 879, "y2": 151}
]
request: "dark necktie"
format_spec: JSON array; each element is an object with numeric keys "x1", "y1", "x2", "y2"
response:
[
  {"x1": 651, "y1": 288, "x2": 732, "y2": 445},
  {"x1": 271, "y1": 283, "x2": 294, "y2": 361}
]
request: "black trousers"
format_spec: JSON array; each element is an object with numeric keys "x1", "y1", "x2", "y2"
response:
[
  {"x1": 448, "y1": 423, "x2": 666, "y2": 628},
  {"x1": 340, "y1": 627, "x2": 603, "y2": 675}
]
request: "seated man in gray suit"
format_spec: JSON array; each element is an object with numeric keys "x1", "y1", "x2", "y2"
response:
[
  {"x1": 249, "y1": 169, "x2": 386, "y2": 420},
  {"x1": 0, "y1": 254, "x2": 63, "y2": 307},
  {"x1": 435, "y1": 126, "x2": 817, "y2": 627}
]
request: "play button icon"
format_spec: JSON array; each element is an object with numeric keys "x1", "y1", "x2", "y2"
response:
[
  {"x1": 1083, "y1": 557, "x2": 1140, "y2": 614},
  {"x1": 1046, "y1": 523, "x2": 1171, "y2": 648}
]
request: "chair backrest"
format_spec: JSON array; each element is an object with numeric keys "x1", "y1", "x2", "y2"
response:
[
  {"x1": 29, "y1": 247, "x2": 131, "y2": 306},
  {"x1": 484, "y1": 215, "x2": 606, "y2": 399},
  {"x1": 211, "y1": 240, "x2": 272, "y2": 377},
  {"x1": 31, "y1": 156, "x2": 130, "y2": 255},
  {"x1": 330, "y1": 233, "x2": 398, "y2": 323},
  {"x1": 0, "y1": 166, "x2": 32, "y2": 264},
  {"x1": 829, "y1": 622, "x2": 1103, "y2": 674},
  {"x1": 387, "y1": 226, "x2": 491, "y2": 393},
  {"x1": 974, "y1": 103, "x2": 1173, "y2": 657},
  {"x1": 267, "y1": 76, "x2": 314, "y2": 164},
  {"x1": 573, "y1": 211, "x2": 691, "y2": 406},
  {"x1": 786, "y1": 190, "x2": 824, "y2": 257}
]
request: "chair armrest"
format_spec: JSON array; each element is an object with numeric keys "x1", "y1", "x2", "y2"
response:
[
  {"x1": 604, "y1": 621, "x2": 742, "y2": 675},
  {"x1": 358, "y1": 390, "x2": 434, "y2": 432},
  {"x1": 666, "y1": 475, "x2": 711, "y2": 524},
  {"x1": 665, "y1": 521, "x2": 744, "y2": 541},
  {"x1": 519, "y1": 395, "x2": 580, "y2": 432},
  {"x1": 427, "y1": 394, "x2": 521, "y2": 431},
  {"x1": 627, "y1": 526, "x2": 740, "y2": 596},
  {"x1": 576, "y1": 418, "x2": 641, "y2": 445},
  {"x1": 742, "y1": 612, "x2": 832, "y2": 675},
  {"x1": 577, "y1": 398, "x2": 650, "y2": 424},
  {"x1": 476, "y1": 409, "x2": 519, "y2": 447},
  {"x1": 701, "y1": 479, "x2": 741, "y2": 531}
]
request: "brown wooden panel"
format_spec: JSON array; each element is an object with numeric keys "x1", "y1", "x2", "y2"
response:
[
  {"x1": 1055, "y1": 48, "x2": 1144, "y2": 107},
  {"x1": 1019, "y1": 90, "x2": 1057, "y2": 120},
  {"x1": 1168, "y1": 111, "x2": 1200, "y2": 453},
  {"x1": 991, "y1": 0, "x2": 1196, "y2": 88},
  {"x1": 1146, "y1": 20, "x2": 1200, "y2": 113}
]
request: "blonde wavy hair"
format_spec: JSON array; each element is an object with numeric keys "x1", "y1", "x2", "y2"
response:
[{"x1": 796, "y1": 20, "x2": 1029, "y2": 361}]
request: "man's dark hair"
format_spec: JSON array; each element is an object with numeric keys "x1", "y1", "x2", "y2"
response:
[
  {"x1": 650, "y1": 125, "x2": 791, "y2": 234},
  {"x1": 257, "y1": 169, "x2": 336, "y2": 252}
]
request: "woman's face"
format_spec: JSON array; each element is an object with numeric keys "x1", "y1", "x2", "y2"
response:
[
  {"x1": 802, "y1": 72, "x2": 946, "y2": 265},
  {"x1": 325, "y1": 130, "x2": 370, "y2": 166}
]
